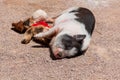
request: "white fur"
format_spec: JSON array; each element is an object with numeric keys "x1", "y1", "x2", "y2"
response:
[
  {"x1": 32, "y1": 9, "x2": 47, "y2": 19},
  {"x1": 67, "y1": 47, "x2": 78, "y2": 57}
]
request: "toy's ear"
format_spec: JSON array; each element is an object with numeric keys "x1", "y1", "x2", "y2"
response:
[
  {"x1": 23, "y1": 18, "x2": 30, "y2": 26},
  {"x1": 73, "y1": 35, "x2": 86, "y2": 42},
  {"x1": 12, "y1": 22, "x2": 16, "y2": 27}
]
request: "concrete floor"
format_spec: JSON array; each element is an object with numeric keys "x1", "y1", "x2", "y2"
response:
[{"x1": 0, "y1": 0, "x2": 120, "y2": 80}]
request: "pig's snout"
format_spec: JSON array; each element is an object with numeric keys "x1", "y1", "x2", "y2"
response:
[
  {"x1": 54, "y1": 48, "x2": 64, "y2": 59},
  {"x1": 55, "y1": 52, "x2": 63, "y2": 58}
]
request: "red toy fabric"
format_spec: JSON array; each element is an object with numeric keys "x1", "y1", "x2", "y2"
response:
[{"x1": 32, "y1": 21, "x2": 51, "y2": 28}]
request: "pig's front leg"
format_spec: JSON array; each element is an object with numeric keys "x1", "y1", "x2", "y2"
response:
[
  {"x1": 34, "y1": 27, "x2": 58, "y2": 39},
  {"x1": 46, "y1": 15, "x2": 60, "y2": 23}
]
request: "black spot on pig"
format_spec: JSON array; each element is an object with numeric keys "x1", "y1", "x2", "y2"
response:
[
  {"x1": 70, "y1": 7, "x2": 95, "y2": 35},
  {"x1": 62, "y1": 34, "x2": 85, "y2": 51},
  {"x1": 73, "y1": 34, "x2": 86, "y2": 43}
]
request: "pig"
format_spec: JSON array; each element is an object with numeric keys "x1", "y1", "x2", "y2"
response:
[{"x1": 34, "y1": 7, "x2": 95, "y2": 59}]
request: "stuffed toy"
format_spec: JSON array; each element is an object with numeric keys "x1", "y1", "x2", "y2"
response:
[
  {"x1": 12, "y1": 18, "x2": 33, "y2": 33},
  {"x1": 21, "y1": 20, "x2": 52, "y2": 45},
  {"x1": 12, "y1": 9, "x2": 54, "y2": 45}
]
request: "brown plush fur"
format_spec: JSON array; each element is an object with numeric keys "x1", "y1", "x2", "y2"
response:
[
  {"x1": 12, "y1": 18, "x2": 34, "y2": 33},
  {"x1": 21, "y1": 25, "x2": 51, "y2": 45},
  {"x1": 12, "y1": 20, "x2": 26, "y2": 33},
  {"x1": 12, "y1": 18, "x2": 53, "y2": 45}
]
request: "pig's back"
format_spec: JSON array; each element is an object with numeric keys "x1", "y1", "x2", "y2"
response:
[{"x1": 55, "y1": 7, "x2": 95, "y2": 35}]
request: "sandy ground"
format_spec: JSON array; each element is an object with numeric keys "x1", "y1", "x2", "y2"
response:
[{"x1": 0, "y1": 0, "x2": 120, "y2": 80}]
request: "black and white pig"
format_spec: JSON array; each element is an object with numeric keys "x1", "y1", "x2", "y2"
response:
[{"x1": 34, "y1": 7, "x2": 95, "y2": 59}]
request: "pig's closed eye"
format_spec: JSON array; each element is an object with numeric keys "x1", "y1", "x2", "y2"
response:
[
  {"x1": 62, "y1": 37, "x2": 72, "y2": 46},
  {"x1": 62, "y1": 40, "x2": 73, "y2": 50},
  {"x1": 61, "y1": 34, "x2": 74, "y2": 50}
]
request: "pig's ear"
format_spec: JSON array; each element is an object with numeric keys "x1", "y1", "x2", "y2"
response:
[{"x1": 73, "y1": 35, "x2": 86, "y2": 42}]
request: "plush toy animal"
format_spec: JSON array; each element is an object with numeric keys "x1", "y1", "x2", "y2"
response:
[
  {"x1": 21, "y1": 20, "x2": 52, "y2": 45},
  {"x1": 12, "y1": 9, "x2": 54, "y2": 45},
  {"x1": 12, "y1": 18, "x2": 33, "y2": 33}
]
